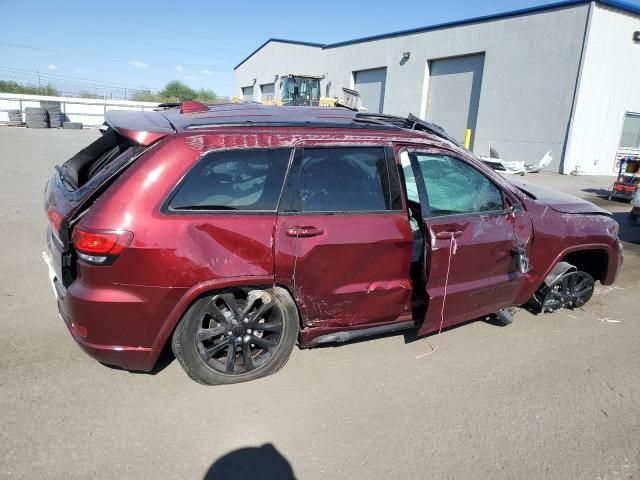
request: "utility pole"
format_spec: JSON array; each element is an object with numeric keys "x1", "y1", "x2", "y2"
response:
[{"x1": 37, "y1": 70, "x2": 41, "y2": 88}]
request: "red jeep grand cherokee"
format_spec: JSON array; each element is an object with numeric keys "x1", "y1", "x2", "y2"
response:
[{"x1": 43, "y1": 103, "x2": 622, "y2": 385}]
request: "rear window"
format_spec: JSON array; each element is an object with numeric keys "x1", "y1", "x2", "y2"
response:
[
  {"x1": 169, "y1": 148, "x2": 291, "y2": 211},
  {"x1": 298, "y1": 147, "x2": 398, "y2": 212},
  {"x1": 60, "y1": 128, "x2": 135, "y2": 190}
]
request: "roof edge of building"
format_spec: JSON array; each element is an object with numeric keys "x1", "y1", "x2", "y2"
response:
[
  {"x1": 234, "y1": 0, "x2": 640, "y2": 70},
  {"x1": 234, "y1": 38, "x2": 325, "y2": 71}
]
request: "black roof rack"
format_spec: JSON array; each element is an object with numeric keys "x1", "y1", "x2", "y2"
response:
[{"x1": 353, "y1": 112, "x2": 465, "y2": 150}]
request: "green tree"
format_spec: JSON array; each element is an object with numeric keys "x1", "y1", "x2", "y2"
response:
[
  {"x1": 0, "y1": 80, "x2": 59, "y2": 96},
  {"x1": 131, "y1": 81, "x2": 219, "y2": 103},
  {"x1": 160, "y1": 80, "x2": 197, "y2": 102}
]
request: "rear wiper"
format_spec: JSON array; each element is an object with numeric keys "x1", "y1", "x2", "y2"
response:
[{"x1": 172, "y1": 205, "x2": 238, "y2": 211}]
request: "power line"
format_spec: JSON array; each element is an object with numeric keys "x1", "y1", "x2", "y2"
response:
[
  {"x1": 0, "y1": 41, "x2": 233, "y2": 71},
  {"x1": 0, "y1": 66, "x2": 161, "y2": 90}
]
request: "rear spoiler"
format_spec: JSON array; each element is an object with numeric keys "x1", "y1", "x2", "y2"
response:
[{"x1": 104, "y1": 110, "x2": 176, "y2": 146}]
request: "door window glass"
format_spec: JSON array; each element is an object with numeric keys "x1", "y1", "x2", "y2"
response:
[
  {"x1": 299, "y1": 147, "x2": 395, "y2": 212},
  {"x1": 403, "y1": 153, "x2": 503, "y2": 216},
  {"x1": 169, "y1": 148, "x2": 291, "y2": 211}
]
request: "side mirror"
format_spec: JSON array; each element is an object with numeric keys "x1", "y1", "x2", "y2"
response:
[{"x1": 506, "y1": 201, "x2": 521, "y2": 215}]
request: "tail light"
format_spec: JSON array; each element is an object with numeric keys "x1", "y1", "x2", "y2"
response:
[
  {"x1": 72, "y1": 228, "x2": 133, "y2": 265},
  {"x1": 47, "y1": 207, "x2": 63, "y2": 241}
]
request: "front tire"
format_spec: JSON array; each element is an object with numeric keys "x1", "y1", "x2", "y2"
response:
[{"x1": 172, "y1": 287, "x2": 299, "y2": 385}]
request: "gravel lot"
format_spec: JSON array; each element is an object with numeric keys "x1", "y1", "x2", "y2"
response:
[{"x1": 1, "y1": 127, "x2": 639, "y2": 480}]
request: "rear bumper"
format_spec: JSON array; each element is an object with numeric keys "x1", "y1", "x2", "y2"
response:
[
  {"x1": 58, "y1": 301, "x2": 155, "y2": 371},
  {"x1": 44, "y1": 251, "x2": 186, "y2": 372}
]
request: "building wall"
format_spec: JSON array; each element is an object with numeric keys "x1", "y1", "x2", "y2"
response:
[
  {"x1": 564, "y1": 3, "x2": 640, "y2": 175},
  {"x1": 235, "y1": 5, "x2": 590, "y2": 170}
]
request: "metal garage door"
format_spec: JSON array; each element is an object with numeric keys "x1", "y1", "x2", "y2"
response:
[
  {"x1": 354, "y1": 68, "x2": 387, "y2": 114},
  {"x1": 261, "y1": 83, "x2": 275, "y2": 102},
  {"x1": 242, "y1": 86, "x2": 254, "y2": 102},
  {"x1": 426, "y1": 54, "x2": 485, "y2": 148}
]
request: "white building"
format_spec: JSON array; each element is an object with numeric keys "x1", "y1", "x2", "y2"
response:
[{"x1": 234, "y1": 0, "x2": 640, "y2": 175}]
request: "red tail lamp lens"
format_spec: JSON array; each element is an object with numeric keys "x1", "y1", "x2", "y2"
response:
[
  {"x1": 72, "y1": 228, "x2": 133, "y2": 255},
  {"x1": 47, "y1": 207, "x2": 63, "y2": 233}
]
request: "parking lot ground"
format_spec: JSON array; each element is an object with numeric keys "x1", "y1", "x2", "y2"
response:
[{"x1": 1, "y1": 127, "x2": 639, "y2": 480}]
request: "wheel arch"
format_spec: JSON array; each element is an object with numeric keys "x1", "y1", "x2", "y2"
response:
[{"x1": 147, "y1": 277, "x2": 302, "y2": 367}]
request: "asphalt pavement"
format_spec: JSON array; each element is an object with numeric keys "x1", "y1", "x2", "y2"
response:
[{"x1": 0, "y1": 127, "x2": 638, "y2": 479}]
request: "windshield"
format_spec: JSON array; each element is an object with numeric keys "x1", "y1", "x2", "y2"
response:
[{"x1": 280, "y1": 77, "x2": 321, "y2": 105}]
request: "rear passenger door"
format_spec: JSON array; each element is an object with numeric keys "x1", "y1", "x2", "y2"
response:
[{"x1": 274, "y1": 146, "x2": 414, "y2": 329}]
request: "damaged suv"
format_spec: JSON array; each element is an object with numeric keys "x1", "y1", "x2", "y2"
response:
[{"x1": 43, "y1": 103, "x2": 622, "y2": 385}]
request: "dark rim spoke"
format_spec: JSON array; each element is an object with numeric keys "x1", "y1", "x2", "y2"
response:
[
  {"x1": 256, "y1": 321, "x2": 282, "y2": 332},
  {"x1": 242, "y1": 342, "x2": 255, "y2": 371},
  {"x1": 202, "y1": 300, "x2": 229, "y2": 324},
  {"x1": 250, "y1": 335, "x2": 278, "y2": 350},
  {"x1": 216, "y1": 293, "x2": 241, "y2": 316},
  {"x1": 574, "y1": 285, "x2": 594, "y2": 297},
  {"x1": 224, "y1": 340, "x2": 238, "y2": 373},
  {"x1": 204, "y1": 338, "x2": 231, "y2": 359},
  {"x1": 197, "y1": 326, "x2": 227, "y2": 342},
  {"x1": 249, "y1": 301, "x2": 275, "y2": 321}
]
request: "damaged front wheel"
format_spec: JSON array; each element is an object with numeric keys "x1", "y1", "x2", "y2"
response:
[{"x1": 535, "y1": 270, "x2": 595, "y2": 313}]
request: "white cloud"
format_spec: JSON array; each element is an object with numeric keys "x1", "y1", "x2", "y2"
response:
[
  {"x1": 202, "y1": 69, "x2": 213, "y2": 75},
  {"x1": 175, "y1": 65, "x2": 184, "y2": 71},
  {"x1": 128, "y1": 60, "x2": 149, "y2": 68},
  {"x1": 48, "y1": 64, "x2": 58, "y2": 70}
]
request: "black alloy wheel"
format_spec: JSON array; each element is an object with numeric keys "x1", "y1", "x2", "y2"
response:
[
  {"x1": 540, "y1": 271, "x2": 595, "y2": 313},
  {"x1": 172, "y1": 287, "x2": 298, "y2": 385},
  {"x1": 195, "y1": 291, "x2": 284, "y2": 374}
]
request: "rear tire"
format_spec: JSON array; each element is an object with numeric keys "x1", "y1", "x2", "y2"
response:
[{"x1": 172, "y1": 287, "x2": 299, "y2": 385}]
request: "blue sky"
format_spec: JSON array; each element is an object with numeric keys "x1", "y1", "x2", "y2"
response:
[{"x1": 1, "y1": 0, "x2": 638, "y2": 98}]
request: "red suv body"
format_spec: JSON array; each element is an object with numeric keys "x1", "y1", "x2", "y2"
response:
[{"x1": 43, "y1": 104, "x2": 622, "y2": 384}]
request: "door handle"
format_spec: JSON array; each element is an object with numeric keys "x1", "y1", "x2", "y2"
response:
[
  {"x1": 435, "y1": 230, "x2": 463, "y2": 240},
  {"x1": 286, "y1": 226, "x2": 324, "y2": 238}
]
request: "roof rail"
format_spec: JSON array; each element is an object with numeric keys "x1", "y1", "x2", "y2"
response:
[{"x1": 353, "y1": 112, "x2": 465, "y2": 149}]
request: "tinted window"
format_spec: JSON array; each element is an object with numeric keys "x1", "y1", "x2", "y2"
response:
[
  {"x1": 170, "y1": 149, "x2": 290, "y2": 211},
  {"x1": 403, "y1": 153, "x2": 503, "y2": 216},
  {"x1": 298, "y1": 148, "x2": 395, "y2": 212}
]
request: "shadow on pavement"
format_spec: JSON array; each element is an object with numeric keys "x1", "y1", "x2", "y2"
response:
[
  {"x1": 612, "y1": 212, "x2": 640, "y2": 245},
  {"x1": 204, "y1": 443, "x2": 295, "y2": 480},
  {"x1": 582, "y1": 187, "x2": 613, "y2": 199}
]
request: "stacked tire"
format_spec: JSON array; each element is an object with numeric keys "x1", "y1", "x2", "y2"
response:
[
  {"x1": 25, "y1": 107, "x2": 49, "y2": 128},
  {"x1": 6, "y1": 109, "x2": 23, "y2": 126},
  {"x1": 41, "y1": 101, "x2": 62, "y2": 128}
]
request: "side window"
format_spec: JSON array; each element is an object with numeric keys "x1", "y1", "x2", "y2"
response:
[
  {"x1": 403, "y1": 153, "x2": 504, "y2": 216},
  {"x1": 298, "y1": 147, "x2": 398, "y2": 212},
  {"x1": 169, "y1": 148, "x2": 291, "y2": 211}
]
